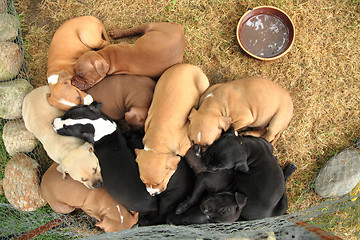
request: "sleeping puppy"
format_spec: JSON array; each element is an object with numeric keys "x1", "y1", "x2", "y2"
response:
[
  {"x1": 134, "y1": 63, "x2": 210, "y2": 196},
  {"x1": 22, "y1": 86, "x2": 102, "y2": 189},
  {"x1": 53, "y1": 103, "x2": 196, "y2": 225},
  {"x1": 47, "y1": 16, "x2": 110, "y2": 111},
  {"x1": 72, "y1": 22, "x2": 185, "y2": 90},
  {"x1": 174, "y1": 146, "x2": 236, "y2": 215},
  {"x1": 52, "y1": 102, "x2": 158, "y2": 215},
  {"x1": 167, "y1": 191, "x2": 246, "y2": 225},
  {"x1": 201, "y1": 128, "x2": 297, "y2": 220},
  {"x1": 86, "y1": 74, "x2": 156, "y2": 129},
  {"x1": 188, "y1": 77, "x2": 293, "y2": 151},
  {"x1": 41, "y1": 163, "x2": 139, "y2": 232}
]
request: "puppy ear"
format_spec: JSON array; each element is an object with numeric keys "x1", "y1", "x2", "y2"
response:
[
  {"x1": 56, "y1": 164, "x2": 67, "y2": 179},
  {"x1": 83, "y1": 132, "x2": 95, "y2": 144},
  {"x1": 188, "y1": 107, "x2": 197, "y2": 120},
  {"x1": 93, "y1": 59, "x2": 109, "y2": 77},
  {"x1": 234, "y1": 192, "x2": 247, "y2": 208},
  {"x1": 134, "y1": 148, "x2": 141, "y2": 156},
  {"x1": 84, "y1": 142, "x2": 94, "y2": 153},
  {"x1": 235, "y1": 162, "x2": 249, "y2": 172},
  {"x1": 218, "y1": 116, "x2": 231, "y2": 131},
  {"x1": 58, "y1": 70, "x2": 72, "y2": 81},
  {"x1": 89, "y1": 101, "x2": 102, "y2": 112},
  {"x1": 167, "y1": 155, "x2": 181, "y2": 170}
]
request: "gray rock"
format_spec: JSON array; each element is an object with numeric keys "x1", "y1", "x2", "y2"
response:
[
  {"x1": 315, "y1": 149, "x2": 360, "y2": 198},
  {"x1": 0, "y1": 13, "x2": 20, "y2": 41},
  {"x1": 2, "y1": 119, "x2": 39, "y2": 156},
  {"x1": 0, "y1": 78, "x2": 33, "y2": 119},
  {"x1": 0, "y1": 0, "x2": 7, "y2": 14},
  {"x1": 0, "y1": 42, "x2": 23, "y2": 81}
]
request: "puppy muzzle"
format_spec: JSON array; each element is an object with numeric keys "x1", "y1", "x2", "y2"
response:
[{"x1": 91, "y1": 179, "x2": 103, "y2": 189}]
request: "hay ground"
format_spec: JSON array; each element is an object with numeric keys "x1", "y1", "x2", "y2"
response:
[{"x1": 14, "y1": 0, "x2": 360, "y2": 238}]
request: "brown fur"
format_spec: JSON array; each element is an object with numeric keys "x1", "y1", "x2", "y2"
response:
[
  {"x1": 86, "y1": 74, "x2": 155, "y2": 129},
  {"x1": 41, "y1": 163, "x2": 138, "y2": 232},
  {"x1": 188, "y1": 77, "x2": 293, "y2": 147},
  {"x1": 72, "y1": 22, "x2": 185, "y2": 90},
  {"x1": 135, "y1": 64, "x2": 209, "y2": 195},
  {"x1": 47, "y1": 16, "x2": 110, "y2": 111}
]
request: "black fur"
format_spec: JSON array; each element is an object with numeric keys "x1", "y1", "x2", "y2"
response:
[
  {"x1": 55, "y1": 102, "x2": 196, "y2": 225},
  {"x1": 202, "y1": 128, "x2": 296, "y2": 220}
]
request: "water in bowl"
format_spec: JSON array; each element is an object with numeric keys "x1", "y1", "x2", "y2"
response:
[{"x1": 240, "y1": 13, "x2": 290, "y2": 58}]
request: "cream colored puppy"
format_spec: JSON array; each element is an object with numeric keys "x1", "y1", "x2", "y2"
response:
[
  {"x1": 135, "y1": 64, "x2": 210, "y2": 195},
  {"x1": 22, "y1": 86, "x2": 102, "y2": 189},
  {"x1": 188, "y1": 77, "x2": 293, "y2": 147}
]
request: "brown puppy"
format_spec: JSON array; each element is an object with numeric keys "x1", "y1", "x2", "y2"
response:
[
  {"x1": 135, "y1": 64, "x2": 209, "y2": 196},
  {"x1": 86, "y1": 74, "x2": 156, "y2": 129},
  {"x1": 47, "y1": 16, "x2": 110, "y2": 111},
  {"x1": 41, "y1": 163, "x2": 139, "y2": 232},
  {"x1": 22, "y1": 86, "x2": 102, "y2": 189},
  {"x1": 72, "y1": 22, "x2": 185, "y2": 90},
  {"x1": 188, "y1": 77, "x2": 293, "y2": 147},
  {"x1": 47, "y1": 70, "x2": 93, "y2": 111}
]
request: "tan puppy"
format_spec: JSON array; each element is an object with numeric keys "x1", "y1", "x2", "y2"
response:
[
  {"x1": 47, "y1": 16, "x2": 110, "y2": 111},
  {"x1": 47, "y1": 70, "x2": 93, "y2": 111},
  {"x1": 72, "y1": 22, "x2": 185, "y2": 90},
  {"x1": 41, "y1": 163, "x2": 139, "y2": 232},
  {"x1": 188, "y1": 77, "x2": 293, "y2": 148},
  {"x1": 86, "y1": 74, "x2": 156, "y2": 129},
  {"x1": 22, "y1": 86, "x2": 102, "y2": 189},
  {"x1": 135, "y1": 64, "x2": 209, "y2": 196}
]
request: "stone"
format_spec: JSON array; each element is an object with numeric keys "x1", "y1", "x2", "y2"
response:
[
  {"x1": 2, "y1": 119, "x2": 39, "y2": 156},
  {"x1": 0, "y1": 42, "x2": 23, "y2": 81},
  {"x1": 0, "y1": 13, "x2": 20, "y2": 41},
  {"x1": 0, "y1": 78, "x2": 33, "y2": 119},
  {"x1": 2, "y1": 153, "x2": 46, "y2": 211},
  {"x1": 0, "y1": 0, "x2": 7, "y2": 14},
  {"x1": 315, "y1": 149, "x2": 360, "y2": 198}
]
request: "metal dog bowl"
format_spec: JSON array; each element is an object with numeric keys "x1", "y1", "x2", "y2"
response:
[{"x1": 236, "y1": 6, "x2": 295, "y2": 61}]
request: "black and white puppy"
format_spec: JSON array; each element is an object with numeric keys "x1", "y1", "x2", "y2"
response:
[
  {"x1": 52, "y1": 102, "x2": 158, "y2": 215},
  {"x1": 201, "y1": 128, "x2": 296, "y2": 220}
]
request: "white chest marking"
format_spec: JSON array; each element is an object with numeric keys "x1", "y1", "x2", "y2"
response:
[
  {"x1": 197, "y1": 132, "x2": 201, "y2": 143},
  {"x1": 53, "y1": 118, "x2": 117, "y2": 141},
  {"x1": 116, "y1": 205, "x2": 124, "y2": 223},
  {"x1": 58, "y1": 98, "x2": 78, "y2": 107},
  {"x1": 48, "y1": 75, "x2": 59, "y2": 84},
  {"x1": 144, "y1": 145, "x2": 154, "y2": 152},
  {"x1": 203, "y1": 92, "x2": 214, "y2": 100},
  {"x1": 83, "y1": 94, "x2": 94, "y2": 105}
]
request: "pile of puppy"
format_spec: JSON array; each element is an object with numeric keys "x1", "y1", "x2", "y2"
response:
[{"x1": 22, "y1": 16, "x2": 296, "y2": 232}]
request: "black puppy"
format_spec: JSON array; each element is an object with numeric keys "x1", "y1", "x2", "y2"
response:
[
  {"x1": 53, "y1": 102, "x2": 196, "y2": 225},
  {"x1": 167, "y1": 191, "x2": 246, "y2": 225},
  {"x1": 52, "y1": 102, "x2": 158, "y2": 216},
  {"x1": 167, "y1": 147, "x2": 246, "y2": 225},
  {"x1": 202, "y1": 127, "x2": 296, "y2": 220}
]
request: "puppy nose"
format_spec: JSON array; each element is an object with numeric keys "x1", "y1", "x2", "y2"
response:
[{"x1": 92, "y1": 180, "x2": 103, "y2": 189}]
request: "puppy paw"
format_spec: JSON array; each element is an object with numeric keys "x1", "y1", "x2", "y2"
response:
[
  {"x1": 108, "y1": 29, "x2": 124, "y2": 39},
  {"x1": 175, "y1": 201, "x2": 190, "y2": 215}
]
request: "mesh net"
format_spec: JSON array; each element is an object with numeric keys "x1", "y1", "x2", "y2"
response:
[{"x1": 0, "y1": 0, "x2": 359, "y2": 239}]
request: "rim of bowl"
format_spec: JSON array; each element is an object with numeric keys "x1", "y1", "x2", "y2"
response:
[{"x1": 236, "y1": 6, "x2": 296, "y2": 61}]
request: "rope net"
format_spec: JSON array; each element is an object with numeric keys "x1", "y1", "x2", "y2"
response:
[{"x1": 0, "y1": 0, "x2": 359, "y2": 239}]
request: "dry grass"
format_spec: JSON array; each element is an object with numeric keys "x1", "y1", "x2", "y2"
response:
[{"x1": 13, "y1": 0, "x2": 360, "y2": 237}]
